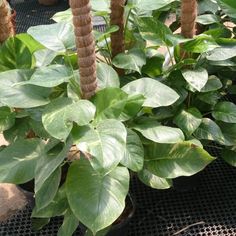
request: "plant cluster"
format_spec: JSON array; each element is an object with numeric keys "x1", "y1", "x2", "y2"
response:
[{"x1": 0, "y1": 0, "x2": 236, "y2": 235}]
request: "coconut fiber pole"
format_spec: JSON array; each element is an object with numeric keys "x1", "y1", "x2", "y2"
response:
[
  {"x1": 181, "y1": 0, "x2": 198, "y2": 39},
  {"x1": 0, "y1": 0, "x2": 14, "y2": 43},
  {"x1": 70, "y1": 0, "x2": 97, "y2": 99},
  {"x1": 110, "y1": 0, "x2": 126, "y2": 75}
]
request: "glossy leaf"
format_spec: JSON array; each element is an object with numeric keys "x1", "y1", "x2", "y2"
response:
[
  {"x1": 174, "y1": 108, "x2": 202, "y2": 136},
  {"x1": 182, "y1": 68, "x2": 208, "y2": 92},
  {"x1": 138, "y1": 169, "x2": 172, "y2": 189},
  {"x1": 222, "y1": 148, "x2": 236, "y2": 167},
  {"x1": 206, "y1": 45, "x2": 236, "y2": 61},
  {"x1": 0, "y1": 107, "x2": 15, "y2": 132},
  {"x1": 218, "y1": 0, "x2": 236, "y2": 18},
  {"x1": 133, "y1": 121, "x2": 184, "y2": 144},
  {"x1": 42, "y1": 98, "x2": 95, "y2": 141},
  {"x1": 112, "y1": 49, "x2": 146, "y2": 73},
  {"x1": 35, "y1": 167, "x2": 61, "y2": 211},
  {"x1": 0, "y1": 70, "x2": 50, "y2": 108},
  {"x1": 196, "y1": 14, "x2": 219, "y2": 25},
  {"x1": 120, "y1": 129, "x2": 144, "y2": 172},
  {"x1": 66, "y1": 160, "x2": 129, "y2": 235},
  {"x1": 0, "y1": 37, "x2": 32, "y2": 71},
  {"x1": 72, "y1": 119, "x2": 127, "y2": 174},
  {"x1": 212, "y1": 101, "x2": 236, "y2": 123},
  {"x1": 144, "y1": 142, "x2": 215, "y2": 178},
  {"x1": 34, "y1": 49, "x2": 58, "y2": 67},
  {"x1": 122, "y1": 78, "x2": 179, "y2": 108},
  {"x1": 200, "y1": 75, "x2": 222, "y2": 92},
  {"x1": 97, "y1": 62, "x2": 120, "y2": 89},
  {"x1": 0, "y1": 139, "x2": 44, "y2": 184},
  {"x1": 27, "y1": 22, "x2": 75, "y2": 52}
]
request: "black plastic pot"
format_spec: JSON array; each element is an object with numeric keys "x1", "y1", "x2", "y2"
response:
[{"x1": 173, "y1": 172, "x2": 202, "y2": 192}]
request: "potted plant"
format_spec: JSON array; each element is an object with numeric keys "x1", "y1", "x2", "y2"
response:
[{"x1": 2, "y1": 0, "x2": 236, "y2": 235}]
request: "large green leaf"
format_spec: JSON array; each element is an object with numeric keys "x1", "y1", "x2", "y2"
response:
[
  {"x1": 193, "y1": 118, "x2": 229, "y2": 145},
  {"x1": 35, "y1": 140, "x2": 72, "y2": 195},
  {"x1": 92, "y1": 88, "x2": 128, "y2": 121},
  {"x1": 212, "y1": 101, "x2": 236, "y2": 123},
  {"x1": 0, "y1": 107, "x2": 15, "y2": 132},
  {"x1": 42, "y1": 98, "x2": 95, "y2": 141},
  {"x1": 72, "y1": 119, "x2": 127, "y2": 174},
  {"x1": 66, "y1": 160, "x2": 129, "y2": 235},
  {"x1": 133, "y1": 121, "x2": 184, "y2": 144},
  {"x1": 0, "y1": 70, "x2": 50, "y2": 108},
  {"x1": 144, "y1": 142, "x2": 215, "y2": 178},
  {"x1": 222, "y1": 148, "x2": 236, "y2": 167},
  {"x1": 34, "y1": 49, "x2": 58, "y2": 67},
  {"x1": 57, "y1": 210, "x2": 79, "y2": 236},
  {"x1": 0, "y1": 139, "x2": 44, "y2": 184},
  {"x1": 112, "y1": 49, "x2": 146, "y2": 74},
  {"x1": 122, "y1": 78, "x2": 179, "y2": 108},
  {"x1": 97, "y1": 62, "x2": 120, "y2": 89},
  {"x1": 218, "y1": 122, "x2": 236, "y2": 145},
  {"x1": 0, "y1": 37, "x2": 32, "y2": 71},
  {"x1": 17, "y1": 65, "x2": 73, "y2": 88},
  {"x1": 174, "y1": 108, "x2": 202, "y2": 136},
  {"x1": 206, "y1": 45, "x2": 236, "y2": 61},
  {"x1": 182, "y1": 68, "x2": 208, "y2": 92},
  {"x1": 27, "y1": 22, "x2": 75, "y2": 52},
  {"x1": 35, "y1": 167, "x2": 61, "y2": 211},
  {"x1": 200, "y1": 75, "x2": 222, "y2": 92},
  {"x1": 218, "y1": 0, "x2": 236, "y2": 18},
  {"x1": 138, "y1": 169, "x2": 172, "y2": 189},
  {"x1": 120, "y1": 129, "x2": 144, "y2": 172}
]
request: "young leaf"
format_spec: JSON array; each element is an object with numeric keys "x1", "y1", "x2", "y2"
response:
[
  {"x1": 174, "y1": 108, "x2": 202, "y2": 136},
  {"x1": 122, "y1": 78, "x2": 179, "y2": 108},
  {"x1": 120, "y1": 129, "x2": 144, "y2": 172},
  {"x1": 66, "y1": 160, "x2": 129, "y2": 235},
  {"x1": 138, "y1": 169, "x2": 172, "y2": 189},
  {"x1": 0, "y1": 138, "x2": 45, "y2": 184},
  {"x1": 212, "y1": 101, "x2": 236, "y2": 123},
  {"x1": 42, "y1": 98, "x2": 95, "y2": 141},
  {"x1": 72, "y1": 119, "x2": 126, "y2": 174},
  {"x1": 144, "y1": 142, "x2": 215, "y2": 178},
  {"x1": 182, "y1": 68, "x2": 208, "y2": 92}
]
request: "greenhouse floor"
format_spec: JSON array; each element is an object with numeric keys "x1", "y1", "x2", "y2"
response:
[{"x1": 1, "y1": 1, "x2": 236, "y2": 235}]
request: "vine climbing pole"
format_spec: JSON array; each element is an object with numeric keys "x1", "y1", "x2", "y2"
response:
[
  {"x1": 0, "y1": 0, "x2": 14, "y2": 43},
  {"x1": 181, "y1": 0, "x2": 198, "y2": 38},
  {"x1": 70, "y1": 0, "x2": 97, "y2": 99},
  {"x1": 110, "y1": 0, "x2": 126, "y2": 75}
]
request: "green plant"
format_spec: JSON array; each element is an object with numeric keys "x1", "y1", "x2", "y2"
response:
[{"x1": 0, "y1": 0, "x2": 236, "y2": 235}]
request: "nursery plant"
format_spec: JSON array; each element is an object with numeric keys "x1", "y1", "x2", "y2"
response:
[{"x1": 0, "y1": 0, "x2": 236, "y2": 235}]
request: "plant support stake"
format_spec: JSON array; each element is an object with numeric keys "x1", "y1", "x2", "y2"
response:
[
  {"x1": 181, "y1": 0, "x2": 197, "y2": 38},
  {"x1": 0, "y1": 0, "x2": 14, "y2": 43},
  {"x1": 110, "y1": 0, "x2": 126, "y2": 75},
  {"x1": 70, "y1": 0, "x2": 97, "y2": 99}
]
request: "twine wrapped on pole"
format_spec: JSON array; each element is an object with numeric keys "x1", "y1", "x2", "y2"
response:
[
  {"x1": 0, "y1": 0, "x2": 14, "y2": 43},
  {"x1": 70, "y1": 0, "x2": 97, "y2": 99},
  {"x1": 110, "y1": 0, "x2": 126, "y2": 75},
  {"x1": 181, "y1": 0, "x2": 198, "y2": 38}
]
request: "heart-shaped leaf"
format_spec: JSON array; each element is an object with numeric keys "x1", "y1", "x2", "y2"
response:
[
  {"x1": 42, "y1": 98, "x2": 95, "y2": 141},
  {"x1": 122, "y1": 77, "x2": 179, "y2": 108},
  {"x1": 72, "y1": 119, "x2": 127, "y2": 174},
  {"x1": 144, "y1": 142, "x2": 215, "y2": 178},
  {"x1": 212, "y1": 101, "x2": 236, "y2": 123},
  {"x1": 66, "y1": 160, "x2": 129, "y2": 235}
]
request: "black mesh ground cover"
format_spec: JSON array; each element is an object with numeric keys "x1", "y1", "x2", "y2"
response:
[{"x1": 1, "y1": 147, "x2": 236, "y2": 236}]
